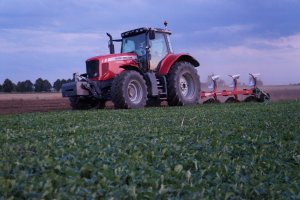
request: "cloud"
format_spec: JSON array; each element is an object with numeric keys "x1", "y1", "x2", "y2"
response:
[
  {"x1": 194, "y1": 33, "x2": 300, "y2": 85},
  {"x1": 245, "y1": 34, "x2": 300, "y2": 50},
  {"x1": 1, "y1": 0, "x2": 300, "y2": 85},
  {"x1": 0, "y1": 28, "x2": 106, "y2": 54},
  {"x1": 208, "y1": 24, "x2": 256, "y2": 34}
]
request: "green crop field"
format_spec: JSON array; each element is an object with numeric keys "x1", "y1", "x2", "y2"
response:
[{"x1": 0, "y1": 101, "x2": 299, "y2": 199}]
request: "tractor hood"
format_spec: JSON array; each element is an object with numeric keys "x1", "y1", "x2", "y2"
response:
[
  {"x1": 85, "y1": 53, "x2": 139, "y2": 81},
  {"x1": 86, "y1": 53, "x2": 138, "y2": 63}
]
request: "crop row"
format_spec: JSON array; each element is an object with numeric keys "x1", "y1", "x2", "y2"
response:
[{"x1": 0, "y1": 101, "x2": 299, "y2": 199}]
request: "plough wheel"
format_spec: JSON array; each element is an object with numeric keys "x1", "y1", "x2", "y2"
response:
[
  {"x1": 203, "y1": 98, "x2": 221, "y2": 104},
  {"x1": 258, "y1": 92, "x2": 271, "y2": 102},
  {"x1": 225, "y1": 97, "x2": 240, "y2": 103},
  {"x1": 244, "y1": 96, "x2": 257, "y2": 102}
]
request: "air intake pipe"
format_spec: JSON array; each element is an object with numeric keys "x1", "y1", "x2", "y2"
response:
[{"x1": 106, "y1": 33, "x2": 115, "y2": 54}]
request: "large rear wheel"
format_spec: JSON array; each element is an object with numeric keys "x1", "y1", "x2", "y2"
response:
[
  {"x1": 111, "y1": 70, "x2": 148, "y2": 109},
  {"x1": 167, "y1": 61, "x2": 200, "y2": 106}
]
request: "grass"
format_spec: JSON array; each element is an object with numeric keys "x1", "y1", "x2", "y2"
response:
[{"x1": 0, "y1": 101, "x2": 299, "y2": 199}]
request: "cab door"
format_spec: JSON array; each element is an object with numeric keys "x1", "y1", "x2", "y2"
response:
[{"x1": 149, "y1": 33, "x2": 169, "y2": 71}]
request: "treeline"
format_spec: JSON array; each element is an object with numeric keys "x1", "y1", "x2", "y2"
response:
[
  {"x1": 0, "y1": 78, "x2": 72, "y2": 93},
  {"x1": 289, "y1": 83, "x2": 300, "y2": 86}
]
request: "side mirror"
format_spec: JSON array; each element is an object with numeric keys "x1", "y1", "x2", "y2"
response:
[{"x1": 149, "y1": 30, "x2": 155, "y2": 40}]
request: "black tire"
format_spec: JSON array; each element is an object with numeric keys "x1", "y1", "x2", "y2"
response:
[
  {"x1": 167, "y1": 61, "x2": 200, "y2": 106},
  {"x1": 259, "y1": 92, "x2": 271, "y2": 102},
  {"x1": 225, "y1": 97, "x2": 240, "y2": 103},
  {"x1": 203, "y1": 98, "x2": 220, "y2": 104},
  {"x1": 111, "y1": 70, "x2": 148, "y2": 109},
  {"x1": 96, "y1": 100, "x2": 106, "y2": 109},
  {"x1": 244, "y1": 95, "x2": 257, "y2": 102},
  {"x1": 69, "y1": 96, "x2": 101, "y2": 110}
]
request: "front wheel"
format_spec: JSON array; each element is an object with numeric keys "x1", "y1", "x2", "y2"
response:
[
  {"x1": 167, "y1": 61, "x2": 200, "y2": 106},
  {"x1": 111, "y1": 70, "x2": 148, "y2": 109}
]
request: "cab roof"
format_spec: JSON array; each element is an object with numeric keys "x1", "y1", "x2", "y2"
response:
[{"x1": 121, "y1": 27, "x2": 171, "y2": 38}]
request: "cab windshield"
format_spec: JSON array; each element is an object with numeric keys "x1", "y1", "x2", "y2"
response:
[{"x1": 121, "y1": 33, "x2": 147, "y2": 57}]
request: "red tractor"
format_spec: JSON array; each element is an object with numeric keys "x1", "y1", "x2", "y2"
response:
[{"x1": 62, "y1": 26, "x2": 201, "y2": 109}]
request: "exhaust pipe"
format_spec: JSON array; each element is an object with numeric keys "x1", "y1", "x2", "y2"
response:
[{"x1": 106, "y1": 33, "x2": 115, "y2": 54}]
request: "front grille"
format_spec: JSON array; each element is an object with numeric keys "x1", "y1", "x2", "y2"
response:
[{"x1": 86, "y1": 60, "x2": 99, "y2": 78}]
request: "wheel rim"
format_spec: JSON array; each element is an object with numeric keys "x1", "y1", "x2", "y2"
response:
[
  {"x1": 179, "y1": 73, "x2": 195, "y2": 98},
  {"x1": 128, "y1": 80, "x2": 143, "y2": 104}
]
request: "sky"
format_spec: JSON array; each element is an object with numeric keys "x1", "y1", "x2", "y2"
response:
[{"x1": 0, "y1": 0, "x2": 300, "y2": 85}]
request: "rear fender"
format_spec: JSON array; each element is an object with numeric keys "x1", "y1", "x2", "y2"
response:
[{"x1": 158, "y1": 54, "x2": 200, "y2": 75}]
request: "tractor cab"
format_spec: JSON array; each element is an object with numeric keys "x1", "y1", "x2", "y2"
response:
[{"x1": 108, "y1": 27, "x2": 173, "y2": 72}]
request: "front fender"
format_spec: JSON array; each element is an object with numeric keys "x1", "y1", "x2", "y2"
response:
[{"x1": 158, "y1": 53, "x2": 200, "y2": 75}]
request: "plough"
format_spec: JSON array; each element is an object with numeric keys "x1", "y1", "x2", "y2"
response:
[{"x1": 201, "y1": 73, "x2": 271, "y2": 104}]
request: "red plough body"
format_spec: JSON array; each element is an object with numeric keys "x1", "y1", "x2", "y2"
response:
[{"x1": 201, "y1": 73, "x2": 270, "y2": 103}]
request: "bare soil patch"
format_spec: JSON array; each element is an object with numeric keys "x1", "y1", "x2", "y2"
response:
[
  {"x1": 0, "y1": 92, "x2": 62, "y2": 100},
  {"x1": 261, "y1": 85, "x2": 300, "y2": 101},
  {"x1": 0, "y1": 93, "x2": 70, "y2": 115},
  {"x1": 0, "y1": 98, "x2": 70, "y2": 115},
  {"x1": 0, "y1": 85, "x2": 299, "y2": 115}
]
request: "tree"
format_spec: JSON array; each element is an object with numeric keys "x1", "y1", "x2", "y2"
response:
[
  {"x1": 34, "y1": 78, "x2": 51, "y2": 92},
  {"x1": 53, "y1": 79, "x2": 62, "y2": 92},
  {"x1": 16, "y1": 80, "x2": 33, "y2": 92},
  {"x1": 2, "y1": 79, "x2": 15, "y2": 92},
  {"x1": 61, "y1": 79, "x2": 72, "y2": 84},
  {"x1": 43, "y1": 79, "x2": 52, "y2": 92},
  {"x1": 24, "y1": 80, "x2": 34, "y2": 92},
  {"x1": 16, "y1": 81, "x2": 25, "y2": 92},
  {"x1": 53, "y1": 78, "x2": 73, "y2": 92},
  {"x1": 0, "y1": 84, "x2": 2, "y2": 92},
  {"x1": 34, "y1": 78, "x2": 44, "y2": 92}
]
